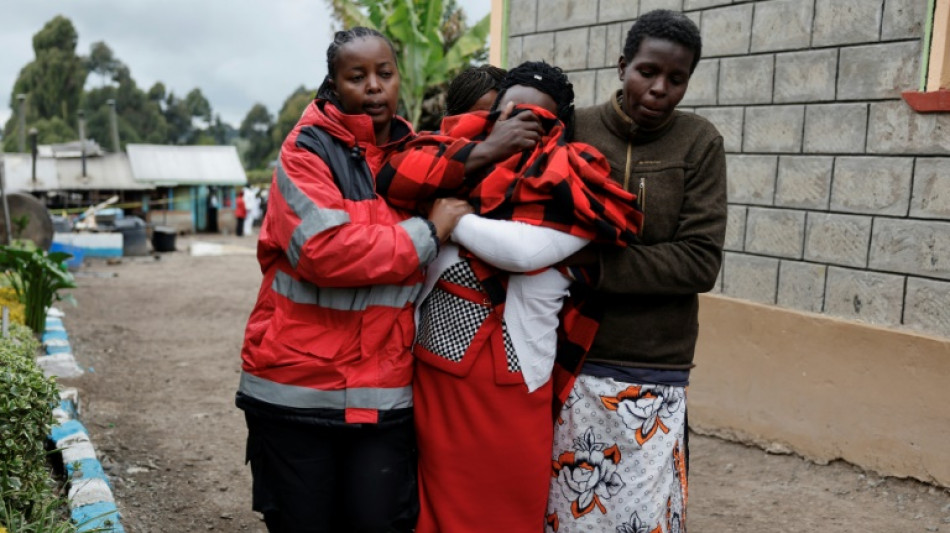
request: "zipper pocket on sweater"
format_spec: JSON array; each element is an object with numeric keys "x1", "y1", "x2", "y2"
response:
[{"x1": 637, "y1": 176, "x2": 646, "y2": 233}]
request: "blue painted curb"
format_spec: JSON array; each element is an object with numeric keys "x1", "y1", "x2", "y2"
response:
[
  {"x1": 72, "y1": 501, "x2": 125, "y2": 533},
  {"x1": 50, "y1": 419, "x2": 87, "y2": 442},
  {"x1": 43, "y1": 329, "x2": 69, "y2": 342},
  {"x1": 45, "y1": 343, "x2": 72, "y2": 354},
  {"x1": 66, "y1": 458, "x2": 108, "y2": 484},
  {"x1": 45, "y1": 310, "x2": 125, "y2": 533}
]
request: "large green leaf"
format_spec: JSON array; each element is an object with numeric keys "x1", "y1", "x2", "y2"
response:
[{"x1": 444, "y1": 14, "x2": 491, "y2": 69}]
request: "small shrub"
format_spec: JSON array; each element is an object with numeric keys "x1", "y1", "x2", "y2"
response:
[
  {"x1": 0, "y1": 492, "x2": 77, "y2": 532},
  {"x1": 0, "y1": 244, "x2": 76, "y2": 335},
  {"x1": 0, "y1": 287, "x2": 26, "y2": 326},
  {"x1": 0, "y1": 328, "x2": 59, "y2": 515}
]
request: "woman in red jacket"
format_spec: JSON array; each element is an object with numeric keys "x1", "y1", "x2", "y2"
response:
[
  {"x1": 234, "y1": 191, "x2": 247, "y2": 237},
  {"x1": 235, "y1": 27, "x2": 470, "y2": 533}
]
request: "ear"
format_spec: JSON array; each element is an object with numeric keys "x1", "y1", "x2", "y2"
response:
[{"x1": 617, "y1": 55, "x2": 627, "y2": 81}]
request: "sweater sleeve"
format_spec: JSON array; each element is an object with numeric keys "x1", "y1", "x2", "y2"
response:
[
  {"x1": 451, "y1": 214, "x2": 589, "y2": 272},
  {"x1": 596, "y1": 135, "x2": 727, "y2": 295},
  {"x1": 262, "y1": 143, "x2": 437, "y2": 288}
]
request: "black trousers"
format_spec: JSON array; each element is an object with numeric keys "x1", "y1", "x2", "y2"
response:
[
  {"x1": 244, "y1": 412, "x2": 418, "y2": 533},
  {"x1": 236, "y1": 217, "x2": 245, "y2": 236}
]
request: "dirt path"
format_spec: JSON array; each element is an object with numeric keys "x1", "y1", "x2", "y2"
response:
[{"x1": 58, "y1": 234, "x2": 950, "y2": 532}]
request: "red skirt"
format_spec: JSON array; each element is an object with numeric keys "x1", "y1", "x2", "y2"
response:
[{"x1": 413, "y1": 313, "x2": 554, "y2": 532}]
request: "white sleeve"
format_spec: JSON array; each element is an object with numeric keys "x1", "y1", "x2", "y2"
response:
[{"x1": 451, "y1": 214, "x2": 589, "y2": 272}]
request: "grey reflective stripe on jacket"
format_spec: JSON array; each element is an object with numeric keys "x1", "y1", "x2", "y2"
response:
[
  {"x1": 272, "y1": 271, "x2": 423, "y2": 310},
  {"x1": 399, "y1": 216, "x2": 439, "y2": 266},
  {"x1": 239, "y1": 371, "x2": 413, "y2": 410},
  {"x1": 276, "y1": 161, "x2": 350, "y2": 269},
  {"x1": 277, "y1": 160, "x2": 437, "y2": 270}
]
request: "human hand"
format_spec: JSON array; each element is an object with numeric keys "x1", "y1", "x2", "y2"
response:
[
  {"x1": 428, "y1": 198, "x2": 474, "y2": 242},
  {"x1": 466, "y1": 102, "x2": 543, "y2": 171}
]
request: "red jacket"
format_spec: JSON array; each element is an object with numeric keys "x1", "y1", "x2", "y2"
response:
[
  {"x1": 235, "y1": 195, "x2": 247, "y2": 219},
  {"x1": 238, "y1": 100, "x2": 434, "y2": 425}
]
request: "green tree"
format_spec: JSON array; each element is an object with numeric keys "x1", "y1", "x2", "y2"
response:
[
  {"x1": 86, "y1": 41, "x2": 120, "y2": 87},
  {"x1": 185, "y1": 88, "x2": 213, "y2": 125},
  {"x1": 271, "y1": 86, "x2": 315, "y2": 150},
  {"x1": 327, "y1": 0, "x2": 490, "y2": 128},
  {"x1": 82, "y1": 61, "x2": 170, "y2": 150},
  {"x1": 2, "y1": 16, "x2": 86, "y2": 150},
  {"x1": 240, "y1": 103, "x2": 274, "y2": 169}
]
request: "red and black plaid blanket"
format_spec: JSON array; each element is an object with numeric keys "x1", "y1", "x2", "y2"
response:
[
  {"x1": 378, "y1": 105, "x2": 642, "y2": 416},
  {"x1": 379, "y1": 106, "x2": 642, "y2": 245}
]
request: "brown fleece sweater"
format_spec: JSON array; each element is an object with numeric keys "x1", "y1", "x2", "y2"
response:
[{"x1": 576, "y1": 91, "x2": 727, "y2": 369}]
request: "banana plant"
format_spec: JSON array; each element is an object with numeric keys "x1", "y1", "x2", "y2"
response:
[
  {"x1": 328, "y1": 0, "x2": 491, "y2": 128},
  {"x1": 0, "y1": 244, "x2": 76, "y2": 335}
]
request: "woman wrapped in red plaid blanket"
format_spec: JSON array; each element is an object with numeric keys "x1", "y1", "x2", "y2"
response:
[{"x1": 377, "y1": 61, "x2": 642, "y2": 532}]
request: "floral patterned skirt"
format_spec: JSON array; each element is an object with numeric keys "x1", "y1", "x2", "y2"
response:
[{"x1": 546, "y1": 374, "x2": 688, "y2": 533}]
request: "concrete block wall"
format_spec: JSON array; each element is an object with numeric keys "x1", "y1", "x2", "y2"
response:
[{"x1": 507, "y1": 0, "x2": 950, "y2": 339}]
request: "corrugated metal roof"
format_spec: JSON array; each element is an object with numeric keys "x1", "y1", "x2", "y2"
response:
[
  {"x1": 1, "y1": 152, "x2": 151, "y2": 191},
  {"x1": 127, "y1": 144, "x2": 247, "y2": 186}
]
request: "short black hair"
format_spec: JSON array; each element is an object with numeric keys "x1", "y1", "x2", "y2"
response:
[
  {"x1": 623, "y1": 10, "x2": 702, "y2": 74},
  {"x1": 445, "y1": 65, "x2": 507, "y2": 116},
  {"x1": 316, "y1": 27, "x2": 397, "y2": 102},
  {"x1": 492, "y1": 60, "x2": 575, "y2": 137}
]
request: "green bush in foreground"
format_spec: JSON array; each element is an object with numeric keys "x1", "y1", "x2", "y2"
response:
[
  {"x1": 0, "y1": 493, "x2": 77, "y2": 533},
  {"x1": 0, "y1": 322, "x2": 60, "y2": 516}
]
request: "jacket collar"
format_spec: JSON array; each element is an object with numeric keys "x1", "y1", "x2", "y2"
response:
[
  {"x1": 603, "y1": 90, "x2": 677, "y2": 143},
  {"x1": 308, "y1": 99, "x2": 415, "y2": 149}
]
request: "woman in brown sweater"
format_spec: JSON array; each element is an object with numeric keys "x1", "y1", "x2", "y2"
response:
[{"x1": 546, "y1": 10, "x2": 727, "y2": 533}]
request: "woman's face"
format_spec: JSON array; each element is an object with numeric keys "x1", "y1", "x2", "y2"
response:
[
  {"x1": 331, "y1": 36, "x2": 400, "y2": 141},
  {"x1": 469, "y1": 89, "x2": 498, "y2": 113},
  {"x1": 618, "y1": 36, "x2": 694, "y2": 130},
  {"x1": 496, "y1": 85, "x2": 558, "y2": 116}
]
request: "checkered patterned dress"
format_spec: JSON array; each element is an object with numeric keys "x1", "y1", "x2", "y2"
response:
[{"x1": 416, "y1": 260, "x2": 519, "y2": 373}]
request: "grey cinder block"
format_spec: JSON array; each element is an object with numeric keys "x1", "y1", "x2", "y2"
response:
[
  {"x1": 774, "y1": 49, "x2": 838, "y2": 103},
  {"x1": 555, "y1": 28, "x2": 590, "y2": 70},
  {"x1": 803, "y1": 104, "x2": 868, "y2": 154},
  {"x1": 838, "y1": 42, "x2": 921, "y2": 100},
  {"x1": 727, "y1": 154, "x2": 778, "y2": 205},
  {"x1": 867, "y1": 102, "x2": 950, "y2": 155},
  {"x1": 745, "y1": 207, "x2": 806, "y2": 259},
  {"x1": 743, "y1": 105, "x2": 804, "y2": 153},
  {"x1": 700, "y1": 4, "x2": 754, "y2": 57},
  {"x1": 680, "y1": 59, "x2": 718, "y2": 107},
  {"x1": 813, "y1": 0, "x2": 883, "y2": 47},
  {"x1": 911, "y1": 158, "x2": 950, "y2": 220},
  {"x1": 536, "y1": 0, "x2": 599, "y2": 32},
  {"x1": 521, "y1": 32, "x2": 555, "y2": 62},
  {"x1": 695, "y1": 106, "x2": 743, "y2": 153},
  {"x1": 775, "y1": 156, "x2": 833, "y2": 209},
  {"x1": 723, "y1": 252, "x2": 779, "y2": 304},
  {"x1": 804, "y1": 213, "x2": 872, "y2": 268},
  {"x1": 568, "y1": 71, "x2": 597, "y2": 108},
  {"x1": 509, "y1": 0, "x2": 538, "y2": 35},
  {"x1": 751, "y1": 0, "x2": 814, "y2": 53},
  {"x1": 824, "y1": 267, "x2": 904, "y2": 326},
  {"x1": 882, "y1": 0, "x2": 928, "y2": 40},
  {"x1": 869, "y1": 218, "x2": 950, "y2": 280},
  {"x1": 903, "y1": 277, "x2": 950, "y2": 338},
  {"x1": 719, "y1": 55, "x2": 774, "y2": 106},
  {"x1": 830, "y1": 157, "x2": 913, "y2": 216},
  {"x1": 725, "y1": 205, "x2": 747, "y2": 252},
  {"x1": 778, "y1": 260, "x2": 828, "y2": 313}
]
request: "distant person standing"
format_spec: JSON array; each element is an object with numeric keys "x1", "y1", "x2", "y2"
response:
[
  {"x1": 207, "y1": 187, "x2": 220, "y2": 233},
  {"x1": 243, "y1": 188, "x2": 260, "y2": 236},
  {"x1": 235, "y1": 190, "x2": 247, "y2": 237}
]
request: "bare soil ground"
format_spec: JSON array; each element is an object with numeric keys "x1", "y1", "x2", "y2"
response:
[{"x1": 57, "y1": 233, "x2": 950, "y2": 532}]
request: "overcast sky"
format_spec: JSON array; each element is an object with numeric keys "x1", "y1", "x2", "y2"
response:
[{"x1": 0, "y1": 0, "x2": 491, "y2": 129}]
